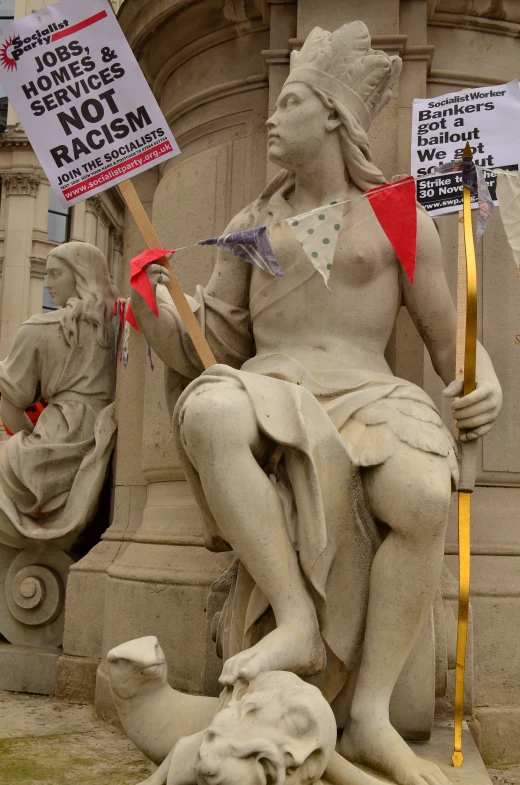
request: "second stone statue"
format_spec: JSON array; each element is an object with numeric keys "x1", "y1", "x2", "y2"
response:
[
  {"x1": 123, "y1": 20, "x2": 503, "y2": 785},
  {"x1": 0, "y1": 241, "x2": 118, "y2": 649}
]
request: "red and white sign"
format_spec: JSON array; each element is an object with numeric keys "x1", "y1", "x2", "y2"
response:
[{"x1": 0, "y1": 0, "x2": 179, "y2": 206}]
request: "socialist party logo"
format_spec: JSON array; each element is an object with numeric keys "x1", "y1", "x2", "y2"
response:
[
  {"x1": 0, "y1": 37, "x2": 17, "y2": 71},
  {"x1": 0, "y1": 21, "x2": 70, "y2": 71}
]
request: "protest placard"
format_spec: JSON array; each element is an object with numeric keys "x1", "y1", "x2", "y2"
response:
[
  {"x1": 0, "y1": 0, "x2": 217, "y2": 369},
  {"x1": 411, "y1": 80, "x2": 520, "y2": 216},
  {"x1": 0, "y1": 0, "x2": 180, "y2": 206}
]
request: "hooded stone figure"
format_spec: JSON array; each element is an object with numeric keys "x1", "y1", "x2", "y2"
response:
[{"x1": 0, "y1": 241, "x2": 118, "y2": 645}]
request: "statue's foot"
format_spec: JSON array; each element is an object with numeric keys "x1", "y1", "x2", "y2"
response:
[
  {"x1": 219, "y1": 622, "x2": 326, "y2": 686},
  {"x1": 339, "y1": 716, "x2": 450, "y2": 785}
]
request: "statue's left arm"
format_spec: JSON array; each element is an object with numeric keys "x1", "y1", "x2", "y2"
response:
[{"x1": 402, "y1": 208, "x2": 502, "y2": 441}]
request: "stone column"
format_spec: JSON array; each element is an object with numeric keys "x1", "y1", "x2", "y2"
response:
[
  {"x1": 81, "y1": 0, "x2": 272, "y2": 719},
  {"x1": 0, "y1": 173, "x2": 40, "y2": 359},
  {"x1": 55, "y1": 169, "x2": 155, "y2": 704}
]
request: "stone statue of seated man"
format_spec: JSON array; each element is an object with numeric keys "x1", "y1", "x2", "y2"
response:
[{"x1": 131, "y1": 21, "x2": 502, "y2": 785}]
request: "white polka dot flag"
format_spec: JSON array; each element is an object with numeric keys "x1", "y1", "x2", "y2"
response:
[{"x1": 286, "y1": 202, "x2": 345, "y2": 286}]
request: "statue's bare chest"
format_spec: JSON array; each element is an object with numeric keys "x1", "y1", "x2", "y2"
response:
[{"x1": 250, "y1": 211, "x2": 401, "y2": 353}]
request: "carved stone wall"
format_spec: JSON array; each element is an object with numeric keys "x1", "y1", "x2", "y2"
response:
[{"x1": 57, "y1": 0, "x2": 520, "y2": 766}]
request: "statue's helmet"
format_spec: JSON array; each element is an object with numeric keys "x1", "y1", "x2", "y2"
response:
[{"x1": 285, "y1": 21, "x2": 402, "y2": 134}]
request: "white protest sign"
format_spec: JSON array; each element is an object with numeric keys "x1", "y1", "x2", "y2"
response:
[
  {"x1": 0, "y1": 0, "x2": 180, "y2": 206},
  {"x1": 411, "y1": 80, "x2": 520, "y2": 216}
]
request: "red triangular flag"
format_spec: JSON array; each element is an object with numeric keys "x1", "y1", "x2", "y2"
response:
[
  {"x1": 365, "y1": 176, "x2": 417, "y2": 284},
  {"x1": 125, "y1": 302, "x2": 139, "y2": 331},
  {"x1": 129, "y1": 248, "x2": 175, "y2": 318}
]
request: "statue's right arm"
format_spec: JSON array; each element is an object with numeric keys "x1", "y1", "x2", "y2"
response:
[
  {"x1": 128, "y1": 265, "x2": 198, "y2": 376},
  {"x1": 131, "y1": 205, "x2": 254, "y2": 376}
]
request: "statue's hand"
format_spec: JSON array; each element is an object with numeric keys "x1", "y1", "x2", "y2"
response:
[
  {"x1": 146, "y1": 258, "x2": 172, "y2": 291},
  {"x1": 443, "y1": 378, "x2": 503, "y2": 442}
]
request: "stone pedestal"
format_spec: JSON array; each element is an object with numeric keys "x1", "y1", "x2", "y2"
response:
[
  {"x1": 408, "y1": 721, "x2": 491, "y2": 785},
  {"x1": 0, "y1": 642, "x2": 61, "y2": 695},
  {"x1": 94, "y1": 360, "x2": 233, "y2": 722},
  {"x1": 55, "y1": 169, "x2": 156, "y2": 704}
]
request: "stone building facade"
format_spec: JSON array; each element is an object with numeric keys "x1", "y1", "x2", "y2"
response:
[{"x1": 2, "y1": 0, "x2": 519, "y2": 770}]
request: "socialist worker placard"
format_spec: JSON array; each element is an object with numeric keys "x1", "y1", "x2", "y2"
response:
[
  {"x1": 0, "y1": 0, "x2": 180, "y2": 206},
  {"x1": 411, "y1": 80, "x2": 520, "y2": 216}
]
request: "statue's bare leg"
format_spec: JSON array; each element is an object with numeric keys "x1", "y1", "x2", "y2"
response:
[
  {"x1": 180, "y1": 385, "x2": 326, "y2": 686},
  {"x1": 339, "y1": 447, "x2": 452, "y2": 785}
]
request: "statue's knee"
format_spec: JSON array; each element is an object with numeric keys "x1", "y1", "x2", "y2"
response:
[
  {"x1": 179, "y1": 392, "x2": 219, "y2": 456},
  {"x1": 405, "y1": 470, "x2": 451, "y2": 538},
  {"x1": 179, "y1": 385, "x2": 253, "y2": 459},
  {"x1": 369, "y1": 454, "x2": 452, "y2": 538}
]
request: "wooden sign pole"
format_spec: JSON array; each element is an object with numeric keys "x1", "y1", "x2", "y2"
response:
[{"x1": 118, "y1": 179, "x2": 216, "y2": 370}]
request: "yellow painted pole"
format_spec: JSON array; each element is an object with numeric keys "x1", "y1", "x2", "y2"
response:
[{"x1": 452, "y1": 142, "x2": 478, "y2": 768}]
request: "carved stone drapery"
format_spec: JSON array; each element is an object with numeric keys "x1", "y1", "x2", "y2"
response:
[{"x1": 2, "y1": 173, "x2": 40, "y2": 197}]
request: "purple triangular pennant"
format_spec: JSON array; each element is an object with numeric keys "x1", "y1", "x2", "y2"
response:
[{"x1": 199, "y1": 225, "x2": 284, "y2": 279}]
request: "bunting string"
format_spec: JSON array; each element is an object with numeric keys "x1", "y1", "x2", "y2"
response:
[
  {"x1": 120, "y1": 161, "x2": 520, "y2": 367},
  {"x1": 161, "y1": 163, "x2": 520, "y2": 255},
  {"x1": 150, "y1": 164, "x2": 519, "y2": 282}
]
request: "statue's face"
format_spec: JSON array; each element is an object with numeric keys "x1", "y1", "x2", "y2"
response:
[
  {"x1": 197, "y1": 749, "x2": 267, "y2": 785},
  {"x1": 266, "y1": 82, "x2": 334, "y2": 170},
  {"x1": 45, "y1": 256, "x2": 78, "y2": 306},
  {"x1": 196, "y1": 698, "x2": 282, "y2": 785}
]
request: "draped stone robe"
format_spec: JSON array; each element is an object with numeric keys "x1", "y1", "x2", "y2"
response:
[
  {"x1": 156, "y1": 173, "x2": 458, "y2": 675},
  {"x1": 0, "y1": 310, "x2": 116, "y2": 550}
]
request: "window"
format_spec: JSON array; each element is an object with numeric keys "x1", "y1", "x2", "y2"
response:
[
  {"x1": 0, "y1": 98, "x2": 7, "y2": 134},
  {"x1": 42, "y1": 286, "x2": 60, "y2": 313},
  {"x1": 0, "y1": 0, "x2": 15, "y2": 30},
  {"x1": 0, "y1": 0, "x2": 15, "y2": 18},
  {"x1": 47, "y1": 189, "x2": 71, "y2": 243}
]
